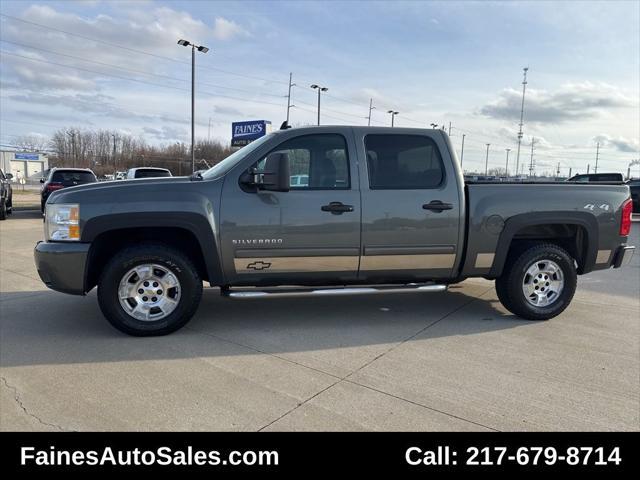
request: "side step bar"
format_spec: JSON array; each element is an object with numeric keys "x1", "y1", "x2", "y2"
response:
[{"x1": 223, "y1": 283, "x2": 448, "y2": 299}]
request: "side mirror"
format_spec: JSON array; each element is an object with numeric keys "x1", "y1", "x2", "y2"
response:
[
  {"x1": 40, "y1": 178, "x2": 45, "y2": 183},
  {"x1": 5, "y1": 173, "x2": 13, "y2": 180},
  {"x1": 242, "y1": 153, "x2": 290, "y2": 192},
  {"x1": 262, "y1": 153, "x2": 290, "y2": 192}
]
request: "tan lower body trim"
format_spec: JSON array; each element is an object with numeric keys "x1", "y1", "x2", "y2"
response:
[
  {"x1": 474, "y1": 253, "x2": 495, "y2": 269},
  {"x1": 359, "y1": 254, "x2": 455, "y2": 271},
  {"x1": 235, "y1": 256, "x2": 359, "y2": 273},
  {"x1": 596, "y1": 249, "x2": 611, "y2": 264}
]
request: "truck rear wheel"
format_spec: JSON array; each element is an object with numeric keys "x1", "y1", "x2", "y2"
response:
[
  {"x1": 97, "y1": 243, "x2": 202, "y2": 336},
  {"x1": 496, "y1": 243, "x2": 577, "y2": 321}
]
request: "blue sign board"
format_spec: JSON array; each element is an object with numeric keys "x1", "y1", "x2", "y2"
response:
[
  {"x1": 15, "y1": 153, "x2": 40, "y2": 161},
  {"x1": 231, "y1": 120, "x2": 271, "y2": 147}
]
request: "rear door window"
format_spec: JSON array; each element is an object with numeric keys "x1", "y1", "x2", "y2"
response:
[
  {"x1": 365, "y1": 135, "x2": 444, "y2": 189},
  {"x1": 135, "y1": 169, "x2": 171, "y2": 178}
]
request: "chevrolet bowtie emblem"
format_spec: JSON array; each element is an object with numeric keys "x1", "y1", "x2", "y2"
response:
[{"x1": 246, "y1": 261, "x2": 272, "y2": 270}]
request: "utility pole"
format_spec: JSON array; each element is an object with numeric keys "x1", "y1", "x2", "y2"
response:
[
  {"x1": 208, "y1": 117, "x2": 212, "y2": 142},
  {"x1": 595, "y1": 142, "x2": 600, "y2": 173},
  {"x1": 286, "y1": 72, "x2": 295, "y2": 124},
  {"x1": 460, "y1": 134, "x2": 466, "y2": 167},
  {"x1": 367, "y1": 98, "x2": 375, "y2": 126},
  {"x1": 569, "y1": 167, "x2": 572, "y2": 178},
  {"x1": 505, "y1": 148, "x2": 511, "y2": 177},
  {"x1": 528, "y1": 137, "x2": 536, "y2": 178},
  {"x1": 310, "y1": 84, "x2": 328, "y2": 125},
  {"x1": 67, "y1": 131, "x2": 76, "y2": 168},
  {"x1": 515, "y1": 67, "x2": 529, "y2": 179},
  {"x1": 556, "y1": 162, "x2": 560, "y2": 180},
  {"x1": 448, "y1": 122, "x2": 452, "y2": 136},
  {"x1": 485, "y1": 143, "x2": 490, "y2": 175},
  {"x1": 587, "y1": 164, "x2": 590, "y2": 174}
]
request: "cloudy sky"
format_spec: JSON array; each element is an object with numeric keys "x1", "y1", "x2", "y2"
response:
[{"x1": 0, "y1": 0, "x2": 638, "y2": 175}]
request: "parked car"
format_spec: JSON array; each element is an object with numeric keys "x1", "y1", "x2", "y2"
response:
[
  {"x1": 40, "y1": 168, "x2": 97, "y2": 213},
  {"x1": 115, "y1": 171, "x2": 127, "y2": 180},
  {"x1": 0, "y1": 168, "x2": 13, "y2": 220},
  {"x1": 34, "y1": 126, "x2": 635, "y2": 336},
  {"x1": 627, "y1": 179, "x2": 640, "y2": 213},
  {"x1": 567, "y1": 173, "x2": 624, "y2": 182},
  {"x1": 126, "y1": 167, "x2": 172, "y2": 179}
]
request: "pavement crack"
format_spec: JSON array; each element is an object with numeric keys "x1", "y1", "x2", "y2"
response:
[
  {"x1": 343, "y1": 286, "x2": 494, "y2": 381},
  {"x1": 1, "y1": 376, "x2": 71, "y2": 431}
]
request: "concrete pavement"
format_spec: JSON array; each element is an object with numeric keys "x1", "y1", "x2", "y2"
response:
[{"x1": 1, "y1": 211, "x2": 638, "y2": 431}]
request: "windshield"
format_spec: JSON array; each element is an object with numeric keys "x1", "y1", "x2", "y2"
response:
[{"x1": 201, "y1": 134, "x2": 274, "y2": 179}]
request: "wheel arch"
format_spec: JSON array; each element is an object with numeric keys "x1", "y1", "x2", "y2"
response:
[
  {"x1": 490, "y1": 211, "x2": 599, "y2": 277},
  {"x1": 83, "y1": 212, "x2": 224, "y2": 292}
]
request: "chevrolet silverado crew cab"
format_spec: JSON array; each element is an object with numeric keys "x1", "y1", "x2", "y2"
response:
[{"x1": 34, "y1": 126, "x2": 635, "y2": 336}]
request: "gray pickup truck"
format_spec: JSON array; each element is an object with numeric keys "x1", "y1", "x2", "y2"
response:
[{"x1": 34, "y1": 126, "x2": 635, "y2": 336}]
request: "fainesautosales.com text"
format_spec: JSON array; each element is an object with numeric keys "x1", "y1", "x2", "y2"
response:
[{"x1": 20, "y1": 446, "x2": 279, "y2": 467}]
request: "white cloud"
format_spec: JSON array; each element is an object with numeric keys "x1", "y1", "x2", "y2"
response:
[
  {"x1": 480, "y1": 82, "x2": 637, "y2": 124},
  {"x1": 212, "y1": 17, "x2": 250, "y2": 41},
  {"x1": 593, "y1": 134, "x2": 639, "y2": 153}
]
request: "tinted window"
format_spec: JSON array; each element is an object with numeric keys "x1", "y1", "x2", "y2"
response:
[
  {"x1": 135, "y1": 169, "x2": 171, "y2": 178},
  {"x1": 255, "y1": 134, "x2": 349, "y2": 189},
  {"x1": 593, "y1": 174, "x2": 623, "y2": 182},
  {"x1": 51, "y1": 171, "x2": 96, "y2": 184},
  {"x1": 365, "y1": 135, "x2": 444, "y2": 189}
]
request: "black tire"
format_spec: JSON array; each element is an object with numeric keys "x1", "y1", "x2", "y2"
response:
[
  {"x1": 496, "y1": 243, "x2": 577, "y2": 321},
  {"x1": 97, "y1": 243, "x2": 202, "y2": 336},
  {"x1": 0, "y1": 199, "x2": 6, "y2": 220}
]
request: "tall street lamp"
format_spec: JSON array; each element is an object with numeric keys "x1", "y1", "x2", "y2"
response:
[
  {"x1": 310, "y1": 84, "x2": 328, "y2": 125},
  {"x1": 178, "y1": 39, "x2": 209, "y2": 174},
  {"x1": 387, "y1": 110, "x2": 399, "y2": 127}
]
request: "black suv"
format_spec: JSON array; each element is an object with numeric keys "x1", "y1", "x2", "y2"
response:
[
  {"x1": 0, "y1": 168, "x2": 13, "y2": 220},
  {"x1": 41, "y1": 168, "x2": 97, "y2": 213}
]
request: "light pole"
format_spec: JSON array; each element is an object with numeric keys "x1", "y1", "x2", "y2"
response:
[
  {"x1": 310, "y1": 84, "x2": 328, "y2": 125},
  {"x1": 460, "y1": 134, "x2": 466, "y2": 168},
  {"x1": 178, "y1": 39, "x2": 209, "y2": 174},
  {"x1": 485, "y1": 143, "x2": 490, "y2": 176},
  {"x1": 387, "y1": 110, "x2": 399, "y2": 127},
  {"x1": 367, "y1": 98, "x2": 375, "y2": 126},
  {"x1": 505, "y1": 148, "x2": 511, "y2": 178},
  {"x1": 111, "y1": 134, "x2": 116, "y2": 176}
]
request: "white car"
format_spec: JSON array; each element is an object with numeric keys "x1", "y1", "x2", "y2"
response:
[{"x1": 126, "y1": 167, "x2": 172, "y2": 179}]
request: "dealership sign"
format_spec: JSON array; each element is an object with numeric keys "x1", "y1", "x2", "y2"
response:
[
  {"x1": 231, "y1": 120, "x2": 272, "y2": 147},
  {"x1": 15, "y1": 153, "x2": 40, "y2": 160}
]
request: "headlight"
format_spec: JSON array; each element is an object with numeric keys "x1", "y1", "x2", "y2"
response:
[{"x1": 45, "y1": 204, "x2": 80, "y2": 241}]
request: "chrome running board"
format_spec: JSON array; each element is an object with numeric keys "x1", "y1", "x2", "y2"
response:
[{"x1": 223, "y1": 283, "x2": 448, "y2": 299}]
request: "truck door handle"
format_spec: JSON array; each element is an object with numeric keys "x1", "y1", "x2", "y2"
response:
[
  {"x1": 422, "y1": 200, "x2": 453, "y2": 212},
  {"x1": 321, "y1": 202, "x2": 354, "y2": 214}
]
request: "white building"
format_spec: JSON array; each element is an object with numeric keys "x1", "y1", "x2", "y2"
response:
[{"x1": 0, "y1": 150, "x2": 49, "y2": 183}]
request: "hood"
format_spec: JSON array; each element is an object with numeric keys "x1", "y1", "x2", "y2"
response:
[{"x1": 48, "y1": 175, "x2": 212, "y2": 206}]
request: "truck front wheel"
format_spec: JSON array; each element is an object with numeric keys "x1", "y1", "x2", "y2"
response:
[
  {"x1": 97, "y1": 243, "x2": 203, "y2": 336},
  {"x1": 495, "y1": 243, "x2": 577, "y2": 321}
]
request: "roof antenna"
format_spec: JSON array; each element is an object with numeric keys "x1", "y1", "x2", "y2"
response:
[{"x1": 280, "y1": 121, "x2": 291, "y2": 130}]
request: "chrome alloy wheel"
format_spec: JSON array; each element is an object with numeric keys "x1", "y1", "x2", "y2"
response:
[
  {"x1": 522, "y1": 259, "x2": 564, "y2": 307},
  {"x1": 118, "y1": 264, "x2": 181, "y2": 321}
]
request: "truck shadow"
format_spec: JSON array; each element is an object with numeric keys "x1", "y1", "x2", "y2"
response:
[{"x1": 0, "y1": 283, "x2": 532, "y2": 368}]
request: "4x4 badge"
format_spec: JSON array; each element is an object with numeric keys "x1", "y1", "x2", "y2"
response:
[{"x1": 246, "y1": 261, "x2": 272, "y2": 271}]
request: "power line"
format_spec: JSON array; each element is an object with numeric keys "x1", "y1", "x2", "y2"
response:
[
  {"x1": 0, "y1": 13, "x2": 289, "y2": 85},
  {"x1": 0, "y1": 39, "x2": 287, "y2": 99},
  {"x1": 0, "y1": 50, "x2": 286, "y2": 108}
]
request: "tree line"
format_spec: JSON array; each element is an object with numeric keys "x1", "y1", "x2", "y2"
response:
[{"x1": 22, "y1": 128, "x2": 236, "y2": 177}]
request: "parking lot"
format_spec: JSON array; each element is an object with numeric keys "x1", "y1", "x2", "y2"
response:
[{"x1": 1, "y1": 210, "x2": 638, "y2": 432}]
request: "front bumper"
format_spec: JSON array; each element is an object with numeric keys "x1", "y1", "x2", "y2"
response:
[
  {"x1": 613, "y1": 245, "x2": 635, "y2": 269},
  {"x1": 34, "y1": 241, "x2": 90, "y2": 295}
]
